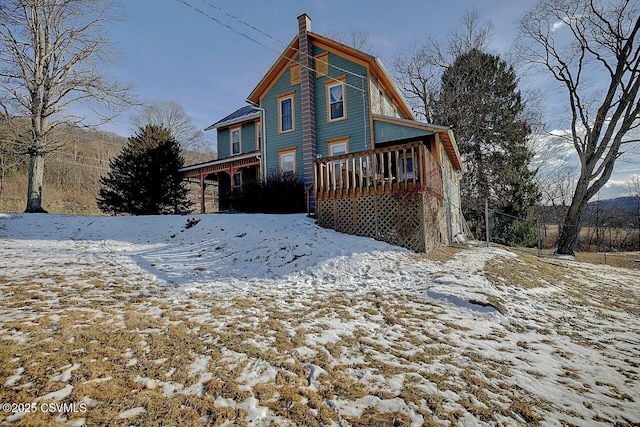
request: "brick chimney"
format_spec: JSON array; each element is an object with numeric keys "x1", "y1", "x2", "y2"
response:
[{"x1": 297, "y1": 13, "x2": 316, "y2": 211}]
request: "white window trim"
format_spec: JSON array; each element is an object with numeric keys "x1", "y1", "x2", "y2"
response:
[
  {"x1": 230, "y1": 126, "x2": 242, "y2": 155},
  {"x1": 326, "y1": 79, "x2": 346, "y2": 122},
  {"x1": 329, "y1": 141, "x2": 348, "y2": 156},
  {"x1": 255, "y1": 121, "x2": 262, "y2": 150},
  {"x1": 279, "y1": 149, "x2": 296, "y2": 174}
]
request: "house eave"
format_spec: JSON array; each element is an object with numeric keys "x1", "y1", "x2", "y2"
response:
[
  {"x1": 372, "y1": 114, "x2": 462, "y2": 171},
  {"x1": 179, "y1": 150, "x2": 261, "y2": 173},
  {"x1": 204, "y1": 112, "x2": 261, "y2": 131}
]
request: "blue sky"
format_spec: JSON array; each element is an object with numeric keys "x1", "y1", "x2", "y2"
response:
[
  {"x1": 102, "y1": 0, "x2": 531, "y2": 135},
  {"x1": 97, "y1": 0, "x2": 637, "y2": 199}
]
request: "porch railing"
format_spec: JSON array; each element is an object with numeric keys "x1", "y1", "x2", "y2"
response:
[{"x1": 314, "y1": 142, "x2": 443, "y2": 200}]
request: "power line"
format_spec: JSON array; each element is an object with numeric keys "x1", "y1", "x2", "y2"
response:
[
  {"x1": 48, "y1": 157, "x2": 110, "y2": 172},
  {"x1": 175, "y1": 0, "x2": 278, "y2": 54},
  {"x1": 1, "y1": 139, "x2": 112, "y2": 169},
  {"x1": 199, "y1": 0, "x2": 289, "y2": 48},
  {"x1": 199, "y1": 0, "x2": 368, "y2": 84},
  {"x1": 175, "y1": 0, "x2": 367, "y2": 93}
]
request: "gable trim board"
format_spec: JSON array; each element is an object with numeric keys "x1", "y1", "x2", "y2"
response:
[{"x1": 246, "y1": 35, "x2": 414, "y2": 122}]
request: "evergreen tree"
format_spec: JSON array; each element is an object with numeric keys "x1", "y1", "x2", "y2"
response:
[
  {"x1": 433, "y1": 49, "x2": 540, "y2": 243},
  {"x1": 97, "y1": 125, "x2": 192, "y2": 215}
]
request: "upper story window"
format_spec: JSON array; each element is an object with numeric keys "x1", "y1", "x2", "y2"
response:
[
  {"x1": 230, "y1": 127, "x2": 241, "y2": 155},
  {"x1": 278, "y1": 93, "x2": 295, "y2": 133},
  {"x1": 326, "y1": 78, "x2": 346, "y2": 122},
  {"x1": 256, "y1": 121, "x2": 262, "y2": 150}
]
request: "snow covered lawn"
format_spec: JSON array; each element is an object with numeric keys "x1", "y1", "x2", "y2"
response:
[{"x1": 0, "y1": 213, "x2": 638, "y2": 426}]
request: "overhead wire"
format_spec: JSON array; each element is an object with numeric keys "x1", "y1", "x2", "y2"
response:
[{"x1": 175, "y1": 0, "x2": 368, "y2": 93}]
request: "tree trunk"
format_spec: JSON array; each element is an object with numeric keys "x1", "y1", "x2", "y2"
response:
[
  {"x1": 25, "y1": 153, "x2": 47, "y2": 213},
  {"x1": 556, "y1": 180, "x2": 589, "y2": 255}
]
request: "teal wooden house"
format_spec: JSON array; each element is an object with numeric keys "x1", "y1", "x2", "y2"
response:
[{"x1": 181, "y1": 14, "x2": 464, "y2": 251}]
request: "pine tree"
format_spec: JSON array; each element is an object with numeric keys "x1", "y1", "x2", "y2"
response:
[
  {"x1": 97, "y1": 125, "x2": 192, "y2": 215},
  {"x1": 433, "y1": 49, "x2": 540, "y2": 243}
]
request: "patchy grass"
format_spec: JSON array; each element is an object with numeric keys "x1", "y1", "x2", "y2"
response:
[{"x1": 1, "y1": 237, "x2": 639, "y2": 425}]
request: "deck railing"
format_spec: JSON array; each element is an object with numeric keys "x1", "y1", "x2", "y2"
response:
[{"x1": 314, "y1": 142, "x2": 443, "y2": 200}]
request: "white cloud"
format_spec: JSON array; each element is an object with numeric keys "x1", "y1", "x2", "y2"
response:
[{"x1": 551, "y1": 20, "x2": 567, "y2": 32}]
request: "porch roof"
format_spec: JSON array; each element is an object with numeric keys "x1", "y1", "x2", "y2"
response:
[
  {"x1": 179, "y1": 151, "x2": 260, "y2": 179},
  {"x1": 372, "y1": 115, "x2": 462, "y2": 171}
]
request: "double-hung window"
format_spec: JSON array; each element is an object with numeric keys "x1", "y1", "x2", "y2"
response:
[
  {"x1": 326, "y1": 79, "x2": 346, "y2": 121},
  {"x1": 256, "y1": 122, "x2": 262, "y2": 150},
  {"x1": 328, "y1": 139, "x2": 348, "y2": 189},
  {"x1": 279, "y1": 149, "x2": 296, "y2": 176},
  {"x1": 278, "y1": 94, "x2": 294, "y2": 133},
  {"x1": 231, "y1": 127, "x2": 241, "y2": 155}
]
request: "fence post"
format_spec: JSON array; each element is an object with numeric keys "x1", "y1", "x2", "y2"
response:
[
  {"x1": 485, "y1": 199, "x2": 490, "y2": 247},
  {"x1": 537, "y1": 219, "x2": 541, "y2": 257}
]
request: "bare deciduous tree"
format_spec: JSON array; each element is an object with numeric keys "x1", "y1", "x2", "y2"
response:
[
  {"x1": 627, "y1": 174, "x2": 640, "y2": 250},
  {"x1": 324, "y1": 29, "x2": 371, "y2": 53},
  {"x1": 539, "y1": 165, "x2": 578, "y2": 227},
  {"x1": 392, "y1": 42, "x2": 439, "y2": 122},
  {"x1": 131, "y1": 100, "x2": 213, "y2": 154},
  {"x1": 0, "y1": 0, "x2": 134, "y2": 213},
  {"x1": 392, "y1": 9, "x2": 493, "y2": 122},
  {"x1": 517, "y1": 0, "x2": 640, "y2": 254}
]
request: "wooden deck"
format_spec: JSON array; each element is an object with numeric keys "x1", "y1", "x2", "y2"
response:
[
  {"x1": 313, "y1": 142, "x2": 443, "y2": 201},
  {"x1": 313, "y1": 142, "x2": 447, "y2": 252}
]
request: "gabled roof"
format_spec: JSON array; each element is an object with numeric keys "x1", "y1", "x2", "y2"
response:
[
  {"x1": 204, "y1": 105, "x2": 261, "y2": 131},
  {"x1": 246, "y1": 32, "x2": 415, "y2": 121}
]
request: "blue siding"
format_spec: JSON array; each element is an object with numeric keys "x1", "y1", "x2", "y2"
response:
[
  {"x1": 373, "y1": 120, "x2": 434, "y2": 144},
  {"x1": 262, "y1": 48, "x2": 373, "y2": 181},
  {"x1": 217, "y1": 128, "x2": 230, "y2": 158},
  {"x1": 313, "y1": 48, "x2": 370, "y2": 157},
  {"x1": 216, "y1": 121, "x2": 258, "y2": 159},
  {"x1": 243, "y1": 121, "x2": 257, "y2": 152},
  {"x1": 263, "y1": 65, "x2": 302, "y2": 175}
]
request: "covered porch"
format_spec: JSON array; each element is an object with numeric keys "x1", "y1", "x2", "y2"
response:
[{"x1": 179, "y1": 151, "x2": 261, "y2": 213}]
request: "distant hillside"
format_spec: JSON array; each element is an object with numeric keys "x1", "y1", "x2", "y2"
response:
[
  {"x1": 584, "y1": 196, "x2": 638, "y2": 219},
  {"x1": 0, "y1": 125, "x2": 215, "y2": 214},
  {"x1": 538, "y1": 196, "x2": 639, "y2": 226}
]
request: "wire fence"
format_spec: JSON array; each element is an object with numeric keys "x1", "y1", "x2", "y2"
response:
[{"x1": 481, "y1": 207, "x2": 640, "y2": 268}]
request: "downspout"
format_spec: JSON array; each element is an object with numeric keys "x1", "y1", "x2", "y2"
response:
[{"x1": 247, "y1": 100, "x2": 267, "y2": 182}]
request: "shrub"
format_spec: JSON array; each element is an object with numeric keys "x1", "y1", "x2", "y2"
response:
[{"x1": 223, "y1": 172, "x2": 305, "y2": 213}]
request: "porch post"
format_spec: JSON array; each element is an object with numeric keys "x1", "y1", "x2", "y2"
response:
[{"x1": 200, "y1": 173, "x2": 206, "y2": 214}]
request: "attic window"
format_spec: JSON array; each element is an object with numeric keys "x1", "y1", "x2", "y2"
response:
[
  {"x1": 290, "y1": 64, "x2": 300, "y2": 85},
  {"x1": 315, "y1": 53, "x2": 328, "y2": 77}
]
